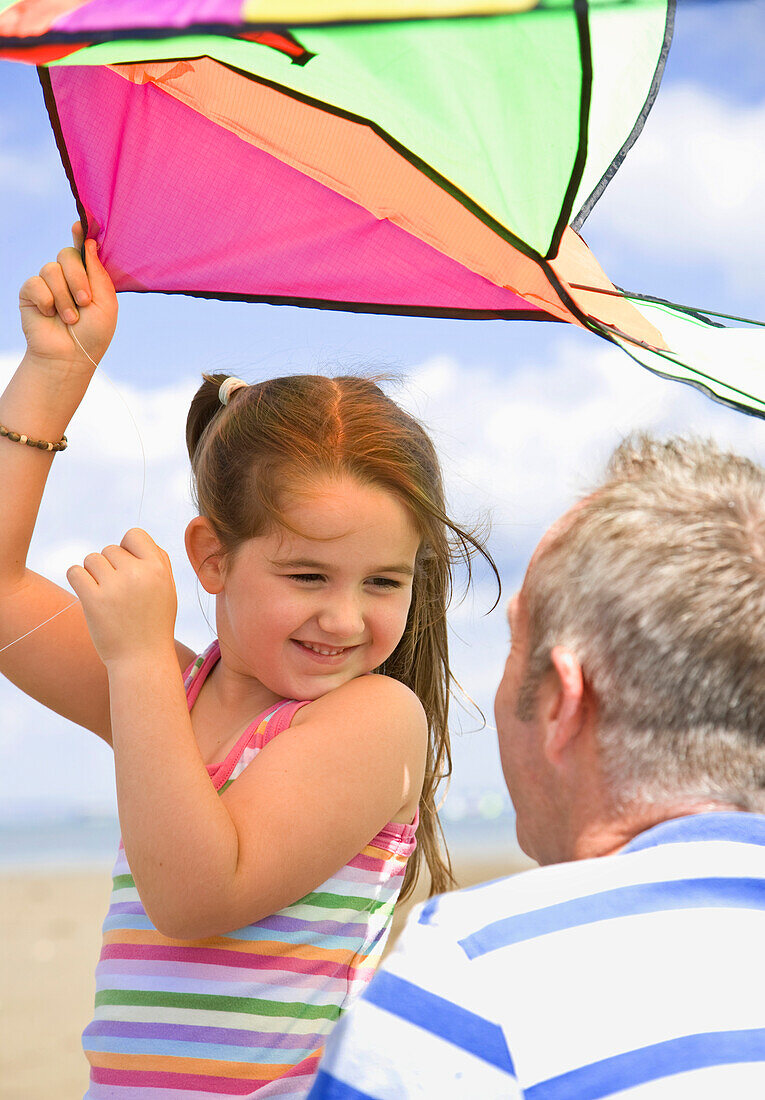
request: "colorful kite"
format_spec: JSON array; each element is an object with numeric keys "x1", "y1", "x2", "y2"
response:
[{"x1": 2, "y1": 0, "x2": 764, "y2": 416}]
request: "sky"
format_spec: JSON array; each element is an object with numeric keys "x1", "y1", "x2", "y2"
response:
[{"x1": 0, "y1": 1, "x2": 763, "y2": 826}]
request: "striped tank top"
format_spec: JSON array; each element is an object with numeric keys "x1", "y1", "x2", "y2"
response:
[{"x1": 82, "y1": 640, "x2": 418, "y2": 1098}]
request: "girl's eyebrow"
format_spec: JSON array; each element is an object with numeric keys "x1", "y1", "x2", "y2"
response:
[
  {"x1": 271, "y1": 556, "x2": 414, "y2": 575},
  {"x1": 270, "y1": 557, "x2": 330, "y2": 570}
]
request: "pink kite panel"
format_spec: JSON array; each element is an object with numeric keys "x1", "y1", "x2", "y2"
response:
[{"x1": 49, "y1": 64, "x2": 541, "y2": 313}]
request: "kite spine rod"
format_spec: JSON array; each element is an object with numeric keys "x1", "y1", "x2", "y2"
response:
[{"x1": 568, "y1": 284, "x2": 765, "y2": 329}]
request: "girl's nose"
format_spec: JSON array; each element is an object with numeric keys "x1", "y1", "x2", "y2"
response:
[{"x1": 316, "y1": 595, "x2": 364, "y2": 639}]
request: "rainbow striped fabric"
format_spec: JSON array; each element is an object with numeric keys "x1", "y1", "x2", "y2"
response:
[{"x1": 82, "y1": 641, "x2": 417, "y2": 1097}]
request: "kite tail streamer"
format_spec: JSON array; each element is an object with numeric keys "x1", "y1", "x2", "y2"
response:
[{"x1": 0, "y1": 326, "x2": 148, "y2": 654}]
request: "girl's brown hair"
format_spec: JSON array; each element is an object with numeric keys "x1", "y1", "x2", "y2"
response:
[{"x1": 186, "y1": 373, "x2": 497, "y2": 899}]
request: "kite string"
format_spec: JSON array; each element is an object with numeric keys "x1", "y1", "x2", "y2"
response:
[
  {"x1": 67, "y1": 324, "x2": 147, "y2": 524},
  {"x1": 0, "y1": 325, "x2": 148, "y2": 655},
  {"x1": 0, "y1": 602, "x2": 78, "y2": 655}
]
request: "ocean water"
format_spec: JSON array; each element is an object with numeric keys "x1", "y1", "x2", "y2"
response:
[
  {"x1": 0, "y1": 813, "x2": 122, "y2": 871},
  {"x1": 0, "y1": 808, "x2": 521, "y2": 871}
]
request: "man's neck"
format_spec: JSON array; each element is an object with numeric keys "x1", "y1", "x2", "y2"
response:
[{"x1": 566, "y1": 800, "x2": 745, "y2": 863}]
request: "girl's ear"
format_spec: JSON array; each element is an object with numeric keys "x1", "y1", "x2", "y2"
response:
[{"x1": 185, "y1": 517, "x2": 226, "y2": 594}]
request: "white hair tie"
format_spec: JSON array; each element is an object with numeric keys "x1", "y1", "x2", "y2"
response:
[{"x1": 218, "y1": 376, "x2": 249, "y2": 406}]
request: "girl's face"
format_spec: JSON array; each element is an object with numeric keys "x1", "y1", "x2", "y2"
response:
[{"x1": 215, "y1": 476, "x2": 421, "y2": 701}]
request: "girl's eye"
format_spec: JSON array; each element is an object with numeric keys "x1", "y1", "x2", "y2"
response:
[
  {"x1": 289, "y1": 573, "x2": 325, "y2": 584},
  {"x1": 368, "y1": 577, "x2": 402, "y2": 589}
]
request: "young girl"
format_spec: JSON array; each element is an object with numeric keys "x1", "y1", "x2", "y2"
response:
[{"x1": 1, "y1": 227, "x2": 493, "y2": 1098}]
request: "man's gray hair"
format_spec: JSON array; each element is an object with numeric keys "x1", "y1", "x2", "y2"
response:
[{"x1": 519, "y1": 434, "x2": 765, "y2": 811}]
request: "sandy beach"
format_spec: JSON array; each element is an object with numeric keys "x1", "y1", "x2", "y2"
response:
[{"x1": 0, "y1": 849, "x2": 532, "y2": 1099}]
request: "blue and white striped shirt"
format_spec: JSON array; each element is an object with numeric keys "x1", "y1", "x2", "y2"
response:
[{"x1": 309, "y1": 813, "x2": 765, "y2": 1098}]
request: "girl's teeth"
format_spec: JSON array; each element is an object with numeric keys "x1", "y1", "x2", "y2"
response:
[{"x1": 303, "y1": 643, "x2": 343, "y2": 656}]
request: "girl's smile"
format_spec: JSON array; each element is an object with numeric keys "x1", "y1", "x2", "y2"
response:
[
  {"x1": 292, "y1": 640, "x2": 359, "y2": 659},
  {"x1": 199, "y1": 476, "x2": 421, "y2": 705}
]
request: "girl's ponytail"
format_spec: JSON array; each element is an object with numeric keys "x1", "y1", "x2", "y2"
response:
[{"x1": 185, "y1": 373, "x2": 229, "y2": 463}]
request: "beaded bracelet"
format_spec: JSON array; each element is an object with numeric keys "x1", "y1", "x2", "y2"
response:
[{"x1": 0, "y1": 423, "x2": 68, "y2": 452}]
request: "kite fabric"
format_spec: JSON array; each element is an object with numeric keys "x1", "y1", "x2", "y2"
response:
[{"x1": 2, "y1": 0, "x2": 764, "y2": 418}]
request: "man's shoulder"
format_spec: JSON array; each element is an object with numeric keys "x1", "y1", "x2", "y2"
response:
[
  {"x1": 410, "y1": 811, "x2": 765, "y2": 952},
  {"x1": 412, "y1": 850, "x2": 625, "y2": 942},
  {"x1": 310, "y1": 815, "x2": 765, "y2": 1100}
]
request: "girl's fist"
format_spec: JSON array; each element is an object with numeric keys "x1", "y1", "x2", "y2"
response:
[{"x1": 19, "y1": 223, "x2": 118, "y2": 371}]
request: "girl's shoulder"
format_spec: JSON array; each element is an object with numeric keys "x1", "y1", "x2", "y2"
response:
[
  {"x1": 288, "y1": 675, "x2": 428, "y2": 828},
  {"x1": 278, "y1": 674, "x2": 427, "y2": 836},
  {"x1": 290, "y1": 672, "x2": 427, "y2": 731}
]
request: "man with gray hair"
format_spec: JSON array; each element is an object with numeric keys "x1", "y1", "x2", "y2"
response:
[{"x1": 308, "y1": 434, "x2": 765, "y2": 1099}]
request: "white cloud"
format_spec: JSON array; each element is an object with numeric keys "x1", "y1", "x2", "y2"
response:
[
  {"x1": 0, "y1": 348, "x2": 209, "y2": 613},
  {"x1": 0, "y1": 691, "x2": 117, "y2": 818},
  {"x1": 591, "y1": 84, "x2": 765, "y2": 298},
  {"x1": 404, "y1": 338, "x2": 765, "y2": 554},
  {"x1": 0, "y1": 352, "x2": 212, "y2": 817},
  {"x1": 1, "y1": 337, "x2": 763, "y2": 814},
  {"x1": 394, "y1": 339, "x2": 765, "y2": 800}
]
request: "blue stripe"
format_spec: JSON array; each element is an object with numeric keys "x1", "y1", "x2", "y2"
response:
[
  {"x1": 223, "y1": 926, "x2": 361, "y2": 948},
  {"x1": 99, "y1": 919, "x2": 362, "y2": 949},
  {"x1": 99, "y1": 914, "x2": 358, "y2": 948},
  {"x1": 525, "y1": 1028, "x2": 765, "y2": 1100},
  {"x1": 459, "y1": 877, "x2": 765, "y2": 959},
  {"x1": 622, "y1": 812, "x2": 765, "y2": 853},
  {"x1": 307, "y1": 1070, "x2": 377, "y2": 1099},
  {"x1": 363, "y1": 970, "x2": 515, "y2": 1074},
  {"x1": 418, "y1": 895, "x2": 442, "y2": 925},
  {"x1": 82, "y1": 1035, "x2": 307, "y2": 1064},
  {"x1": 102, "y1": 914, "x2": 154, "y2": 932}
]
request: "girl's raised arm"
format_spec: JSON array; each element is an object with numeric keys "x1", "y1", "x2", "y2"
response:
[
  {"x1": 107, "y1": 645, "x2": 428, "y2": 940},
  {"x1": 0, "y1": 227, "x2": 122, "y2": 740}
]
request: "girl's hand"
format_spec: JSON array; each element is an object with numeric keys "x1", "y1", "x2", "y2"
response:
[
  {"x1": 66, "y1": 529, "x2": 178, "y2": 667},
  {"x1": 19, "y1": 222, "x2": 117, "y2": 371}
]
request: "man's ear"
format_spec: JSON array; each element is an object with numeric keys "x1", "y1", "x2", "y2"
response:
[
  {"x1": 185, "y1": 516, "x2": 226, "y2": 594},
  {"x1": 540, "y1": 646, "x2": 586, "y2": 765}
]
